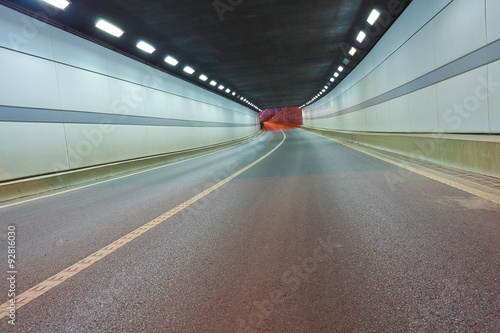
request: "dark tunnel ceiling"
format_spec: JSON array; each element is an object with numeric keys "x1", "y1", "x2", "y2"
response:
[{"x1": 3, "y1": 0, "x2": 412, "y2": 110}]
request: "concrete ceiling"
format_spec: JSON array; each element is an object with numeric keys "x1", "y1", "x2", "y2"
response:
[{"x1": 2, "y1": 0, "x2": 411, "y2": 111}]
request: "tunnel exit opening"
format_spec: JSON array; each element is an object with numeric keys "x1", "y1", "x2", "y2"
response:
[{"x1": 260, "y1": 107, "x2": 303, "y2": 131}]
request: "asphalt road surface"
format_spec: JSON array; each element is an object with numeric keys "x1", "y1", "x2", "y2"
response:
[{"x1": 0, "y1": 129, "x2": 499, "y2": 332}]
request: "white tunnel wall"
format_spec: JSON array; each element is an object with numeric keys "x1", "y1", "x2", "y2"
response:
[
  {"x1": 303, "y1": 0, "x2": 500, "y2": 134},
  {"x1": 0, "y1": 5, "x2": 260, "y2": 182}
]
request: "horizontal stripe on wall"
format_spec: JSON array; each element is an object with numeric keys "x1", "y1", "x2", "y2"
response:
[
  {"x1": 0, "y1": 106, "x2": 255, "y2": 127},
  {"x1": 307, "y1": 38, "x2": 500, "y2": 120}
]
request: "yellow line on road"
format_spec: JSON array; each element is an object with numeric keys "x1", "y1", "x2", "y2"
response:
[
  {"x1": 0, "y1": 130, "x2": 285, "y2": 320},
  {"x1": 0, "y1": 132, "x2": 264, "y2": 210},
  {"x1": 305, "y1": 130, "x2": 500, "y2": 206}
]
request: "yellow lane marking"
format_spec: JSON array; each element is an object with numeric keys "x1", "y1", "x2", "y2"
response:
[
  {"x1": 304, "y1": 130, "x2": 500, "y2": 206},
  {"x1": 0, "y1": 130, "x2": 285, "y2": 320},
  {"x1": 0, "y1": 132, "x2": 264, "y2": 210}
]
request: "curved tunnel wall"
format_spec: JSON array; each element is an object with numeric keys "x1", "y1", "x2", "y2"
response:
[
  {"x1": 0, "y1": 5, "x2": 259, "y2": 182},
  {"x1": 303, "y1": 0, "x2": 500, "y2": 134}
]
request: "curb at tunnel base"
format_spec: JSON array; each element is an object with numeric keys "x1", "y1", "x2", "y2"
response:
[
  {"x1": 0, "y1": 131, "x2": 263, "y2": 204},
  {"x1": 300, "y1": 126, "x2": 500, "y2": 180}
]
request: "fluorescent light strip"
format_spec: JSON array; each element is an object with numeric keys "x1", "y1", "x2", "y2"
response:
[
  {"x1": 136, "y1": 41, "x2": 155, "y2": 54},
  {"x1": 183, "y1": 66, "x2": 195, "y2": 74},
  {"x1": 42, "y1": 0, "x2": 70, "y2": 10},
  {"x1": 165, "y1": 56, "x2": 178, "y2": 66},
  {"x1": 367, "y1": 9, "x2": 380, "y2": 25},
  {"x1": 199, "y1": 74, "x2": 208, "y2": 81},
  {"x1": 356, "y1": 31, "x2": 366, "y2": 43},
  {"x1": 96, "y1": 19, "x2": 124, "y2": 37}
]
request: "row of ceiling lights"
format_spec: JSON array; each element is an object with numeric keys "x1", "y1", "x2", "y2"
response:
[
  {"x1": 299, "y1": 9, "x2": 381, "y2": 109},
  {"x1": 41, "y1": 0, "x2": 262, "y2": 112}
]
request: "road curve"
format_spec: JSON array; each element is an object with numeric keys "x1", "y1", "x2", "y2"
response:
[{"x1": 0, "y1": 128, "x2": 499, "y2": 332}]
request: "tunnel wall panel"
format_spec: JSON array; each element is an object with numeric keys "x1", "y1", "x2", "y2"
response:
[
  {"x1": 51, "y1": 27, "x2": 109, "y2": 74},
  {"x1": 0, "y1": 122, "x2": 69, "y2": 182},
  {"x1": 57, "y1": 63, "x2": 114, "y2": 114},
  {"x1": 408, "y1": 85, "x2": 439, "y2": 132},
  {"x1": 436, "y1": 66, "x2": 490, "y2": 133},
  {"x1": 0, "y1": 48, "x2": 61, "y2": 110},
  {"x1": 0, "y1": 8, "x2": 55, "y2": 60},
  {"x1": 434, "y1": 0, "x2": 486, "y2": 68},
  {"x1": 486, "y1": 0, "x2": 500, "y2": 43},
  {"x1": 303, "y1": 0, "x2": 499, "y2": 135},
  {"x1": 0, "y1": 5, "x2": 259, "y2": 182},
  {"x1": 487, "y1": 60, "x2": 500, "y2": 133}
]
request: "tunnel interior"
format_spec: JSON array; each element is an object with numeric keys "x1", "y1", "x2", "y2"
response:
[{"x1": 1, "y1": 0, "x2": 500, "y2": 331}]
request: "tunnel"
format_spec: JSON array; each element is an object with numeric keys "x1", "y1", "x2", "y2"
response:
[{"x1": 0, "y1": 0, "x2": 499, "y2": 331}]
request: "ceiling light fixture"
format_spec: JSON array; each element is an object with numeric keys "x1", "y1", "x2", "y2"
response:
[
  {"x1": 210, "y1": 80, "x2": 217, "y2": 86},
  {"x1": 367, "y1": 9, "x2": 380, "y2": 25},
  {"x1": 136, "y1": 41, "x2": 155, "y2": 54},
  {"x1": 42, "y1": 0, "x2": 70, "y2": 10},
  {"x1": 225, "y1": 88, "x2": 231, "y2": 93},
  {"x1": 199, "y1": 74, "x2": 208, "y2": 81},
  {"x1": 165, "y1": 56, "x2": 178, "y2": 66},
  {"x1": 356, "y1": 31, "x2": 366, "y2": 43},
  {"x1": 218, "y1": 85, "x2": 224, "y2": 90},
  {"x1": 96, "y1": 19, "x2": 124, "y2": 37},
  {"x1": 183, "y1": 66, "x2": 195, "y2": 74},
  {"x1": 349, "y1": 47, "x2": 357, "y2": 56},
  {"x1": 334, "y1": 72, "x2": 339, "y2": 77},
  {"x1": 338, "y1": 66, "x2": 344, "y2": 72}
]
